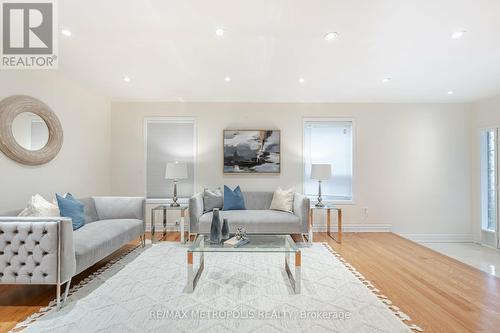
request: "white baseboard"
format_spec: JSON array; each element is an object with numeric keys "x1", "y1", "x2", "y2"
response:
[
  {"x1": 313, "y1": 224, "x2": 392, "y2": 232},
  {"x1": 397, "y1": 233, "x2": 474, "y2": 243}
]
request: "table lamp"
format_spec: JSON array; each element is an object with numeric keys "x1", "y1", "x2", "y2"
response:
[
  {"x1": 165, "y1": 161, "x2": 188, "y2": 207},
  {"x1": 311, "y1": 164, "x2": 331, "y2": 207}
]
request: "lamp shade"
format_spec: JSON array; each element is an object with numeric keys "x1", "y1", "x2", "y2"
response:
[
  {"x1": 165, "y1": 162, "x2": 188, "y2": 180},
  {"x1": 311, "y1": 164, "x2": 331, "y2": 181}
]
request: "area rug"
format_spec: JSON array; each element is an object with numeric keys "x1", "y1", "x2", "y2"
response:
[{"x1": 12, "y1": 242, "x2": 422, "y2": 333}]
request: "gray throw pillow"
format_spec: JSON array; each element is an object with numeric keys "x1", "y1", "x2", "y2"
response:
[{"x1": 203, "y1": 188, "x2": 223, "y2": 213}]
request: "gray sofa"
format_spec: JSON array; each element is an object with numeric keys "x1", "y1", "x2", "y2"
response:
[
  {"x1": 189, "y1": 191, "x2": 310, "y2": 237},
  {"x1": 0, "y1": 196, "x2": 145, "y2": 309}
]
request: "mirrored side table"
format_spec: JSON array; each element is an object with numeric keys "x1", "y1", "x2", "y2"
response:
[
  {"x1": 151, "y1": 205, "x2": 189, "y2": 244},
  {"x1": 309, "y1": 204, "x2": 342, "y2": 244}
]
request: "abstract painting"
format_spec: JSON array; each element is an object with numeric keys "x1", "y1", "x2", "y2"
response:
[{"x1": 223, "y1": 130, "x2": 280, "y2": 174}]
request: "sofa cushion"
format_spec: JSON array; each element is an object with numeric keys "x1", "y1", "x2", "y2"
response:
[
  {"x1": 56, "y1": 193, "x2": 85, "y2": 230},
  {"x1": 73, "y1": 218, "x2": 143, "y2": 274},
  {"x1": 242, "y1": 192, "x2": 274, "y2": 210},
  {"x1": 223, "y1": 185, "x2": 246, "y2": 210},
  {"x1": 78, "y1": 197, "x2": 99, "y2": 224},
  {"x1": 198, "y1": 210, "x2": 300, "y2": 234},
  {"x1": 93, "y1": 197, "x2": 144, "y2": 220},
  {"x1": 203, "y1": 188, "x2": 223, "y2": 213},
  {"x1": 270, "y1": 187, "x2": 294, "y2": 213}
]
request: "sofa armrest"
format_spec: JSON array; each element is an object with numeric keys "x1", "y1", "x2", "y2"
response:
[
  {"x1": 293, "y1": 193, "x2": 310, "y2": 233},
  {"x1": 0, "y1": 217, "x2": 76, "y2": 284},
  {"x1": 189, "y1": 192, "x2": 204, "y2": 233},
  {"x1": 93, "y1": 197, "x2": 145, "y2": 223}
]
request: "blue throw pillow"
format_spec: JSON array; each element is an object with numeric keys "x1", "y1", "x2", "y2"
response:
[
  {"x1": 223, "y1": 185, "x2": 246, "y2": 211},
  {"x1": 56, "y1": 193, "x2": 86, "y2": 230}
]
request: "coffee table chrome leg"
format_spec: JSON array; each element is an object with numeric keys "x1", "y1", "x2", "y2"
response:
[
  {"x1": 151, "y1": 209, "x2": 156, "y2": 244},
  {"x1": 285, "y1": 251, "x2": 301, "y2": 294},
  {"x1": 187, "y1": 243, "x2": 204, "y2": 293}
]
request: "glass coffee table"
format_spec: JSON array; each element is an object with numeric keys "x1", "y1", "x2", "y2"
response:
[{"x1": 187, "y1": 234, "x2": 301, "y2": 294}]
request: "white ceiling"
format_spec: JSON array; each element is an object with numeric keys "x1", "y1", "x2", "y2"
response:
[{"x1": 59, "y1": 0, "x2": 500, "y2": 102}]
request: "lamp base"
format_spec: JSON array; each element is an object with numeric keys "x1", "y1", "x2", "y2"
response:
[
  {"x1": 315, "y1": 202, "x2": 325, "y2": 208},
  {"x1": 170, "y1": 202, "x2": 180, "y2": 207}
]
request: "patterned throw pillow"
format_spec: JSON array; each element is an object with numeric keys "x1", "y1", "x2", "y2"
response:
[
  {"x1": 270, "y1": 187, "x2": 294, "y2": 213},
  {"x1": 203, "y1": 188, "x2": 223, "y2": 213}
]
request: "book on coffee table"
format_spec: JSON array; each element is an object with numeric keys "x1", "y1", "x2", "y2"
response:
[{"x1": 224, "y1": 236, "x2": 250, "y2": 248}]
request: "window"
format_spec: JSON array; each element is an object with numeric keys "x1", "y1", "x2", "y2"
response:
[
  {"x1": 481, "y1": 129, "x2": 498, "y2": 232},
  {"x1": 303, "y1": 119, "x2": 354, "y2": 202},
  {"x1": 144, "y1": 118, "x2": 196, "y2": 199}
]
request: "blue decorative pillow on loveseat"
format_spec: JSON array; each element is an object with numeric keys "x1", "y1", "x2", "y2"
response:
[
  {"x1": 223, "y1": 185, "x2": 246, "y2": 210},
  {"x1": 56, "y1": 193, "x2": 86, "y2": 230}
]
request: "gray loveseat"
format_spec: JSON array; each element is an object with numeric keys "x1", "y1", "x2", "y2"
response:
[
  {"x1": 189, "y1": 191, "x2": 310, "y2": 238},
  {"x1": 0, "y1": 196, "x2": 145, "y2": 309}
]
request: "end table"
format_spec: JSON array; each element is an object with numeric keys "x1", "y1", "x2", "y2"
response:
[
  {"x1": 151, "y1": 205, "x2": 188, "y2": 244},
  {"x1": 309, "y1": 204, "x2": 342, "y2": 244}
]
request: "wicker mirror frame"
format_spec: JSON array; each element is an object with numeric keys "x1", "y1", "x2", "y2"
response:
[{"x1": 0, "y1": 95, "x2": 63, "y2": 165}]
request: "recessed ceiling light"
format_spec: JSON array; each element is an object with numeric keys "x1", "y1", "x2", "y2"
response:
[
  {"x1": 447, "y1": 90, "x2": 454, "y2": 95},
  {"x1": 299, "y1": 77, "x2": 305, "y2": 84},
  {"x1": 324, "y1": 32, "x2": 338, "y2": 41},
  {"x1": 451, "y1": 30, "x2": 466, "y2": 39},
  {"x1": 382, "y1": 77, "x2": 392, "y2": 83},
  {"x1": 123, "y1": 76, "x2": 131, "y2": 83},
  {"x1": 61, "y1": 29, "x2": 72, "y2": 37},
  {"x1": 224, "y1": 76, "x2": 231, "y2": 82},
  {"x1": 215, "y1": 28, "x2": 225, "y2": 37}
]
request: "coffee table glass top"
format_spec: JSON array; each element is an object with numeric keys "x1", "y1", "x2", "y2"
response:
[{"x1": 189, "y1": 234, "x2": 298, "y2": 253}]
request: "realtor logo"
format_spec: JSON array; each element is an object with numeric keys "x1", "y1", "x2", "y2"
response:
[{"x1": 1, "y1": 0, "x2": 58, "y2": 69}]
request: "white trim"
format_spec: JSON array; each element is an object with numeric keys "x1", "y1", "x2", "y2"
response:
[
  {"x1": 312, "y1": 224, "x2": 391, "y2": 232},
  {"x1": 302, "y1": 117, "x2": 356, "y2": 204},
  {"x1": 398, "y1": 233, "x2": 474, "y2": 243},
  {"x1": 143, "y1": 117, "x2": 197, "y2": 198}
]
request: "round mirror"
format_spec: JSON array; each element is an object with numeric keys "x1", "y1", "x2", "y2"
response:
[
  {"x1": 0, "y1": 95, "x2": 63, "y2": 165},
  {"x1": 11, "y1": 112, "x2": 49, "y2": 151}
]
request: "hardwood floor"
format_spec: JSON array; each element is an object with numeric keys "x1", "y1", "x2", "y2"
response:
[{"x1": 1, "y1": 232, "x2": 499, "y2": 333}]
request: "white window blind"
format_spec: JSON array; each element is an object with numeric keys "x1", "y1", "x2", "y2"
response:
[
  {"x1": 303, "y1": 120, "x2": 353, "y2": 202},
  {"x1": 145, "y1": 118, "x2": 196, "y2": 199},
  {"x1": 481, "y1": 129, "x2": 498, "y2": 232}
]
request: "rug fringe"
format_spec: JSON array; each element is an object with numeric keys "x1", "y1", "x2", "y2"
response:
[
  {"x1": 321, "y1": 242, "x2": 424, "y2": 332},
  {"x1": 8, "y1": 244, "x2": 143, "y2": 333}
]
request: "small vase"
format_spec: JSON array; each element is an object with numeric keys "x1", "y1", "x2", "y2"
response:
[
  {"x1": 221, "y1": 218, "x2": 229, "y2": 241},
  {"x1": 209, "y1": 208, "x2": 222, "y2": 244}
]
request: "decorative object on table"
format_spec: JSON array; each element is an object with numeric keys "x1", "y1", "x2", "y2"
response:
[
  {"x1": 209, "y1": 208, "x2": 222, "y2": 244},
  {"x1": 223, "y1": 235, "x2": 250, "y2": 248},
  {"x1": 270, "y1": 187, "x2": 294, "y2": 213},
  {"x1": 223, "y1": 129, "x2": 280, "y2": 174},
  {"x1": 0, "y1": 95, "x2": 63, "y2": 166},
  {"x1": 224, "y1": 226, "x2": 249, "y2": 247},
  {"x1": 165, "y1": 161, "x2": 188, "y2": 207},
  {"x1": 235, "y1": 226, "x2": 247, "y2": 240},
  {"x1": 221, "y1": 218, "x2": 229, "y2": 240},
  {"x1": 222, "y1": 185, "x2": 246, "y2": 210},
  {"x1": 203, "y1": 187, "x2": 223, "y2": 212},
  {"x1": 311, "y1": 164, "x2": 332, "y2": 207}
]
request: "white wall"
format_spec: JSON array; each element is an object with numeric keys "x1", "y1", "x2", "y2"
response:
[
  {"x1": 0, "y1": 71, "x2": 111, "y2": 211},
  {"x1": 471, "y1": 95, "x2": 500, "y2": 243},
  {"x1": 111, "y1": 102, "x2": 473, "y2": 238}
]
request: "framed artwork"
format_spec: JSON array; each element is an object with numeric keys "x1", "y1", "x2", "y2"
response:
[{"x1": 223, "y1": 129, "x2": 280, "y2": 174}]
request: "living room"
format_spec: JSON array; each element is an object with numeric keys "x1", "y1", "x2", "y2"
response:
[{"x1": 1, "y1": 1, "x2": 500, "y2": 332}]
